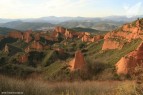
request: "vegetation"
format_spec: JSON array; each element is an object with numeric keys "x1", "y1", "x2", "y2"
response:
[
  {"x1": 0, "y1": 75, "x2": 140, "y2": 95},
  {"x1": 70, "y1": 27, "x2": 108, "y2": 34},
  {"x1": 0, "y1": 27, "x2": 18, "y2": 35}
]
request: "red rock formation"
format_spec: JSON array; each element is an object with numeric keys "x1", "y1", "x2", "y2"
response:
[
  {"x1": 102, "y1": 39, "x2": 124, "y2": 50},
  {"x1": 81, "y1": 33, "x2": 103, "y2": 42},
  {"x1": 44, "y1": 35, "x2": 52, "y2": 40},
  {"x1": 102, "y1": 19, "x2": 143, "y2": 50},
  {"x1": 19, "y1": 54, "x2": 28, "y2": 63},
  {"x1": 116, "y1": 42, "x2": 143, "y2": 75},
  {"x1": 8, "y1": 31, "x2": 23, "y2": 39},
  {"x1": 23, "y1": 31, "x2": 32, "y2": 43},
  {"x1": 54, "y1": 26, "x2": 66, "y2": 34},
  {"x1": 91, "y1": 35, "x2": 104, "y2": 42},
  {"x1": 34, "y1": 33, "x2": 40, "y2": 41},
  {"x1": 31, "y1": 41, "x2": 43, "y2": 51},
  {"x1": 116, "y1": 55, "x2": 137, "y2": 75},
  {"x1": 81, "y1": 35, "x2": 90, "y2": 42},
  {"x1": 64, "y1": 29, "x2": 73, "y2": 39},
  {"x1": 69, "y1": 50, "x2": 86, "y2": 71}
]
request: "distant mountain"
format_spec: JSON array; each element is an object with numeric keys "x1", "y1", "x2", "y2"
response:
[
  {"x1": 0, "y1": 27, "x2": 18, "y2": 35},
  {"x1": 0, "y1": 15, "x2": 143, "y2": 31},
  {"x1": 0, "y1": 21, "x2": 54, "y2": 31},
  {"x1": 58, "y1": 20, "x2": 122, "y2": 31},
  {"x1": 70, "y1": 27, "x2": 108, "y2": 34},
  {"x1": 0, "y1": 18, "x2": 16, "y2": 23},
  {"x1": 1, "y1": 15, "x2": 143, "y2": 24},
  {"x1": 22, "y1": 15, "x2": 143, "y2": 24}
]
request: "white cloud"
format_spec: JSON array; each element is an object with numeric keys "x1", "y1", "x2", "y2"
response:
[
  {"x1": 124, "y1": 2, "x2": 142, "y2": 18},
  {"x1": 0, "y1": 0, "x2": 92, "y2": 18}
]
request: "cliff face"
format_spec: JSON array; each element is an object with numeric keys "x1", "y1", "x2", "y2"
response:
[
  {"x1": 102, "y1": 39, "x2": 124, "y2": 50},
  {"x1": 81, "y1": 34, "x2": 103, "y2": 42},
  {"x1": 102, "y1": 19, "x2": 143, "y2": 50},
  {"x1": 8, "y1": 31, "x2": 23, "y2": 39},
  {"x1": 34, "y1": 33, "x2": 40, "y2": 41},
  {"x1": 116, "y1": 42, "x2": 143, "y2": 75},
  {"x1": 64, "y1": 29, "x2": 73, "y2": 39},
  {"x1": 54, "y1": 26, "x2": 66, "y2": 34},
  {"x1": 30, "y1": 41, "x2": 43, "y2": 51},
  {"x1": 69, "y1": 50, "x2": 86, "y2": 71},
  {"x1": 23, "y1": 31, "x2": 32, "y2": 43}
]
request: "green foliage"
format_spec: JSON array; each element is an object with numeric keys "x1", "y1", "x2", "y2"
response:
[
  {"x1": 70, "y1": 27, "x2": 108, "y2": 34},
  {"x1": 11, "y1": 40, "x2": 28, "y2": 49},
  {"x1": 43, "y1": 61, "x2": 67, "y2": 80},
  {"x1": 28, "y1": 51, "x2": 44, "y2": 67},
  {"x1": 0, "y1": 27, "x2": 17, "y2": 35},
  {"x1": 83, "y1": 39, "x2": 142, "y2": 80},
  {"x1": 0, "y1": 75, "x2": 139, "y2": 95},
  {"x1": 42, "y1": 50, "x2": 58, "y2": 67},
  {"x1": 0, "y1": 64, "x2": 37, "y2": 78}
]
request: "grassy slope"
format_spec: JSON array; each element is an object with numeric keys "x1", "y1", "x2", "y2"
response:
[
  {"x1": 85, "y1": 39, "x2": 142, "y2": 66},
  {"x1": 70, "y1": 27, "x2": 108, "y2": 34}
]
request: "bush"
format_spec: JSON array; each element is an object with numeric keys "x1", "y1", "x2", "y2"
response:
[{"x1": 0, "y1": 64, "x2": 36, "y2": 78}]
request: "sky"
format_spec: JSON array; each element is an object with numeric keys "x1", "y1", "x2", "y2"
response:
[{"x1": 0, "y1": 0, "x2": 142, "y2": 19}]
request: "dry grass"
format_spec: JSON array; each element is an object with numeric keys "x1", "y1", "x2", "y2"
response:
[{"x1": 0, "y1": 75, "x2": 140, "y2": 95}]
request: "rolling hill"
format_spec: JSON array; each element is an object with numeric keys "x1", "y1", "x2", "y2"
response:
[
  {"x1": 0, "y1": 21, "x2": 55, "y2": 31},
  {"x1": 0, "y1": 27, "x2": 18, "y2": 35}
]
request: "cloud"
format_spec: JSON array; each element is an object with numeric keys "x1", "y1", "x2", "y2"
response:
[
  {"x1": 124, "y1": 2, "x2": 142, "y2": 18},
  {"x1": 0, "y1": 0, "x2": 92, "y2": 18}
]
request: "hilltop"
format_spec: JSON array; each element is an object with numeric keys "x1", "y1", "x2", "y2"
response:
[{"x1": 0, "y1": 18, "x2": 143, "y2": 81}]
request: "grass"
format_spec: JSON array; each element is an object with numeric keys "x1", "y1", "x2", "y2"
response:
[
  {"x1": 83, "y1": 39, "x2": 142, "y2": 80},
  {"x1": 43, "y1": 61, "x2": 67, "y2": 80},
  {"x1": 85, "y1": 39, "x2": 142, "y2": 66},
  {"x1": 42, "y1": 50, "x2": 58, "y2": 67},
  {"x1": 0, "y1": 64, "x2": 38, "y2": 78},
  {"x1": 0, "y1": 75, "x2": 140, "y2": 95}
]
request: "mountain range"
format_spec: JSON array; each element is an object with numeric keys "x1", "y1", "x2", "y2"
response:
[{"x1": 0, "y1": 15, "x2": 143, "y2": 31}]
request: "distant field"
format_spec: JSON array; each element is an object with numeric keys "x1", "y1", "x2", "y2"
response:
[{"x1": 0, "y1": 75, "x2": 138, "y2": 95}]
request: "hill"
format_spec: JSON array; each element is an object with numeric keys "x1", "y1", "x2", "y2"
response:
[
  {"x1": 58, "y1": 20, "x2": 123, "y2": 31},
  {"x1": 70, "y1": 27, "x2": 108, "y2": 34},
  {"x1": 0, "y1": 21, "x2": 54, "y2": 31},
  {"x1": 0, "y1": 27, "x2": 18, "y2": 35},
  {"x1": 0, "y1": 18, "x2": 143, "y2": 82}
]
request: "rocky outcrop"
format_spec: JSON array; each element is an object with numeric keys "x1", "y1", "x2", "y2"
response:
[
  {"x1": 3, "y1": 44, "x2": 9, "y2": 53},
  {"x1": 23, "y1": 31, "x2": 32, "y2": 43},
  {"x1": 69, "y1": 50, "x2": 86, "y2": 71},
  {"x1": 18, "y1": 54, "x2": 28, "y2": 63},
  {"x1": 81, "y1": 35, "x2": 90, "y2": 42},
  {"x1": 34, "y1": 33, "x2": 40, "y2": 41},
  {"x1": 91, "y1": 35, "x2": 104, "y2": 42},
  {"x1": 64, "y1": 29, "x2": 73, "y2": 39},
  {"x1": 82, "y1": 34, "x2": 103, "y2": 42},
  {"x1": 102, "y1": 39, "x2": 124, "y2": 50},
  {"x1": 54, "y1": 26, "x2": 66, "y2": 34},
  {"x1": 116, "y1": 42, "x2": 143, "y2": 75},
  {"x1": 8, "y1": 31, "x2": 23, "y2": 39},
  {"x1": 30, "y1": 41, "x2": 43, "y2": 51},
  {"x1": 102, "y1": 19, "x2": 143, "y2": 50}
]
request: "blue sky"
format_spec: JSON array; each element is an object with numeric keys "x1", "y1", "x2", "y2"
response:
[{"x1": 0, "y1": 0, "x2": 142, "y2": 18}]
